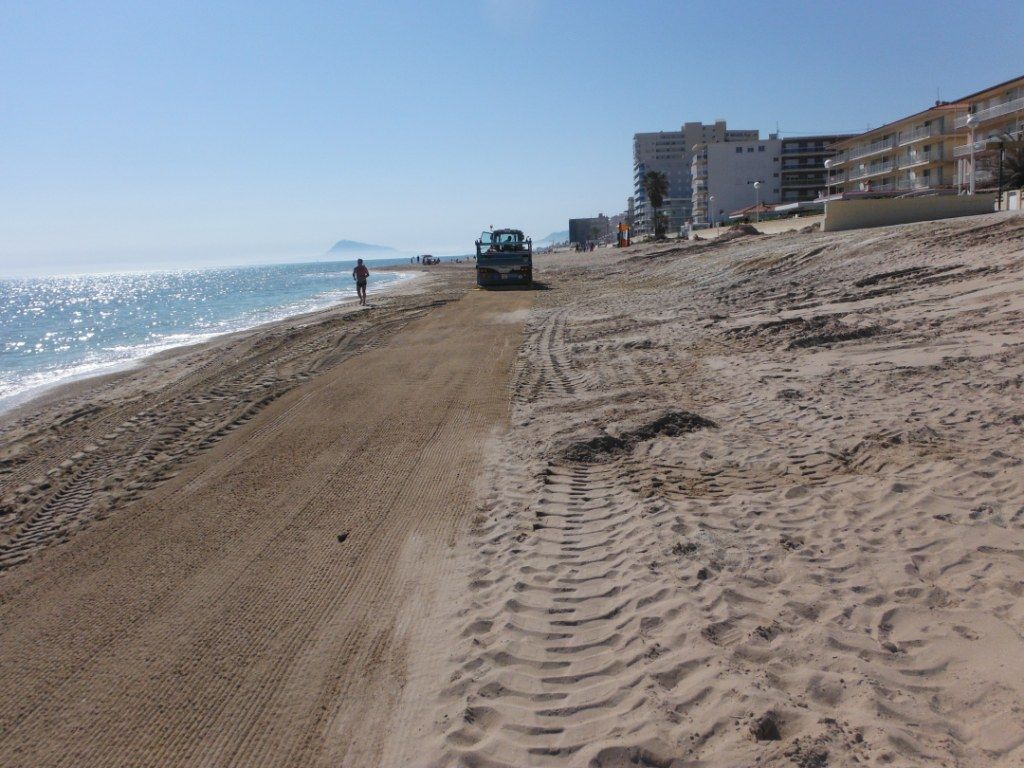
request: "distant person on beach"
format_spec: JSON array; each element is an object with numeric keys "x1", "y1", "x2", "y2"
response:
[{"x1": 353, "y1": 259, "x2": 369, "y2": 306}]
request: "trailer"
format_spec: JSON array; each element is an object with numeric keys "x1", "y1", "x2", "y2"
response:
[{"x1": 475, "y1": 229, "x2": 532, "y2": 288}]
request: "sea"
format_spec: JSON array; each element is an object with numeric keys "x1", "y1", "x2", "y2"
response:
[{"x1": 0, "y1": 258, "x2": 417, "y2": 412}]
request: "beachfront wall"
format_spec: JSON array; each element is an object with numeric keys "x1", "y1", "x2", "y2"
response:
[{"x1": 822, "y1": 195, "x2": 997, "y2": 232}]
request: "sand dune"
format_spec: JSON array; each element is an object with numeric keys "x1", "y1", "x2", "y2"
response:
[{"x1": 2, "y1": 214, "x2": 1023, "y2": 767}]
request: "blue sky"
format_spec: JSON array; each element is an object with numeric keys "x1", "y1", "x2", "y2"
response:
[{"x1": 2, "y1": 0, "x2": 1021, "y2": 274}]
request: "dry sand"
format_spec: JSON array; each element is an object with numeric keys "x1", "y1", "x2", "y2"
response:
[{"x1": 2, "y1": 213, "x2": 1024, "y2": 766}]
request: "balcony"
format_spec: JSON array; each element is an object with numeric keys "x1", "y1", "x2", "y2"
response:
[
  {"x1": 896, "y1": 178, "x2": 937, "y2": 192},
  {"x1": 782, "y1": 179, "x2": 827, "y2": 188},
  {"x1": 835, "y1": 137, "x2": 896, "y2": 165},
  {"x1": 855, "y1": 181, "x2": 898, "y2": 193},
  {"x1": 849, "y1": 160, "x2": 894, "y2": 180},
  {"x1": 951, "y1": 136, "x2": 1017, "y2": 158},
  {"x1": 782, "y1": 145, "x2": 828, "y2": 155},
  {"x1": 954, "y1": 95, "x2": 1024, "y2": 129},
  {"x1": 897, "y1": 124, "x2": 942, "y2": 146},
  {"x1": 897, "y1": 149, "x2": 943, "y2": 168},
  {"x1": 838, "y1": 176, "x2": 949, "y2": 194}
]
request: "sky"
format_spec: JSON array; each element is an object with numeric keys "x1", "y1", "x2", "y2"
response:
[{"x1": 2, "y1": 0, "x2": 1022, "y2": 275}]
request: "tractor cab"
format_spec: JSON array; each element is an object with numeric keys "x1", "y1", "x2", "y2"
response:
[{"x1": 475, "y1": 229, "x2": 533, "y2": 287}]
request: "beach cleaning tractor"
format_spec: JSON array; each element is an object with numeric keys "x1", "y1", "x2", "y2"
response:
[{"x1": 475, "y1": 229, "x2": 533, "y2": 288}]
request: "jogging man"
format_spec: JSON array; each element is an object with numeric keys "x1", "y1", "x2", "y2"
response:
[{"x1": 353, "y1": 258, "x2": 370, "y2": 305}]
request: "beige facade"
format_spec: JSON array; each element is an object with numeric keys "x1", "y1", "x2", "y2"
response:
[
  {"x1": 828, "y1": 74, "x2": 1024, "y2": 198},
  {"x1": 828, "y1": 105, "x2": 960, "y2": 196}
]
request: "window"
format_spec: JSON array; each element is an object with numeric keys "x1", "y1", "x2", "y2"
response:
[
  {"x1": 773, "y1": 172, "x2": 779, "y2": 177},
  {"x1": 747, "y1": 147, "x2": 754, "y2": 153},
  {"x1": 758, "y1": 146, "x2": 765, "y2": 152},
  {"x1": 735, "y1": 147, "x2": 743, "y2": 153}
]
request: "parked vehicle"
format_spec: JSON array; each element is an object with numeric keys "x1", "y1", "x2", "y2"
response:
[
  {"x1": 475, "y1": 229, "x2": 532, "y2": 288},
  {"x1": 420, "y1": 254, "x2": 440, "y2": 265}
]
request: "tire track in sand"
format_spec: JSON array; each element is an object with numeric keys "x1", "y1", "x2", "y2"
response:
[{"x1": 0, "y1": 285, "x2": 532, "y2": 768}]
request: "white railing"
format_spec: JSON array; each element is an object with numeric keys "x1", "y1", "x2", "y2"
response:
[
  {"x1": 845, "y1": 137, "x2": 896, "y2": 162},
  {"x1": 954, "y1": 95, "x2": 1024, "y2": 129},
  {"x1": 953, "y1": 139, "x2": 993, "y2": 158},
  {"x1": 897, "y1": 124, "x2": 942, "y2": 145},
  {"x1": 849, "y1": 161, "x2": 894, "y2": 180},
  {"x1": 896, "y1": 178, "x2": 934, "y2": 192},
  {"x1": 898, "y1": 149, "x2": 943, "y2": 168}
]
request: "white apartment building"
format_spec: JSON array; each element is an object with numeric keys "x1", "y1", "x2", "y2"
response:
[
  {"x1": 691, "y1": 136, "x2": 782, "y2": 226},
  {"x1": 633, "y1": 120, "x2": 758, "y2": 234}
]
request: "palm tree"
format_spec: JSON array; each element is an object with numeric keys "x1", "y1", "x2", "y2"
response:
[{"x1": 642, "y1": 170, "x2": 669, "y2": 238}]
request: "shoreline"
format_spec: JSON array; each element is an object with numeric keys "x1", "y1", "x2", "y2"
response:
[{"x1": 0, "y1": 269, "x2": 424, "y2": 420}]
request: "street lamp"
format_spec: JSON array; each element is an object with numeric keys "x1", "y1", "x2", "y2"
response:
[
  {"x1": 966, "y1": 113, "x2": 977, "y2": 195},
  {"x1": 753, "y1": 181, "x2": 762, "y2": 222},
  {"x1": 708, "y1": 195, "x2": 715, "y2": 227},
  {"x1": 823, "y1": 158, "x2": 832, "y2": 200},
  {"x1": 996, "y1": 130, "x2": 1015, "y2": 211}
]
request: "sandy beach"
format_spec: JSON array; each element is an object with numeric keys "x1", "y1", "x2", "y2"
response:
[{"x1": 2, "y1": 213, "x2": 1024, "y2": 766}]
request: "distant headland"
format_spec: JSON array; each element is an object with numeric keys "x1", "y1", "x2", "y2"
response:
[{"x1": 325, "y1": 239, "x2": 398, "y2": 257}]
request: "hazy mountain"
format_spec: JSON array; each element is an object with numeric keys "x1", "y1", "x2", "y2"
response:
[
  {"x1": 537, "y1": 230, "x2": 569, "y2": 244},
  {"x1": 325, "y1": 239, "x2": 398, "y2": 256}
]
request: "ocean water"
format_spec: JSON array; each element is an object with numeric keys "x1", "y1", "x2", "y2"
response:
[{"x1": 0, "y1": 259, "x2": 413, "y2": 410}]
